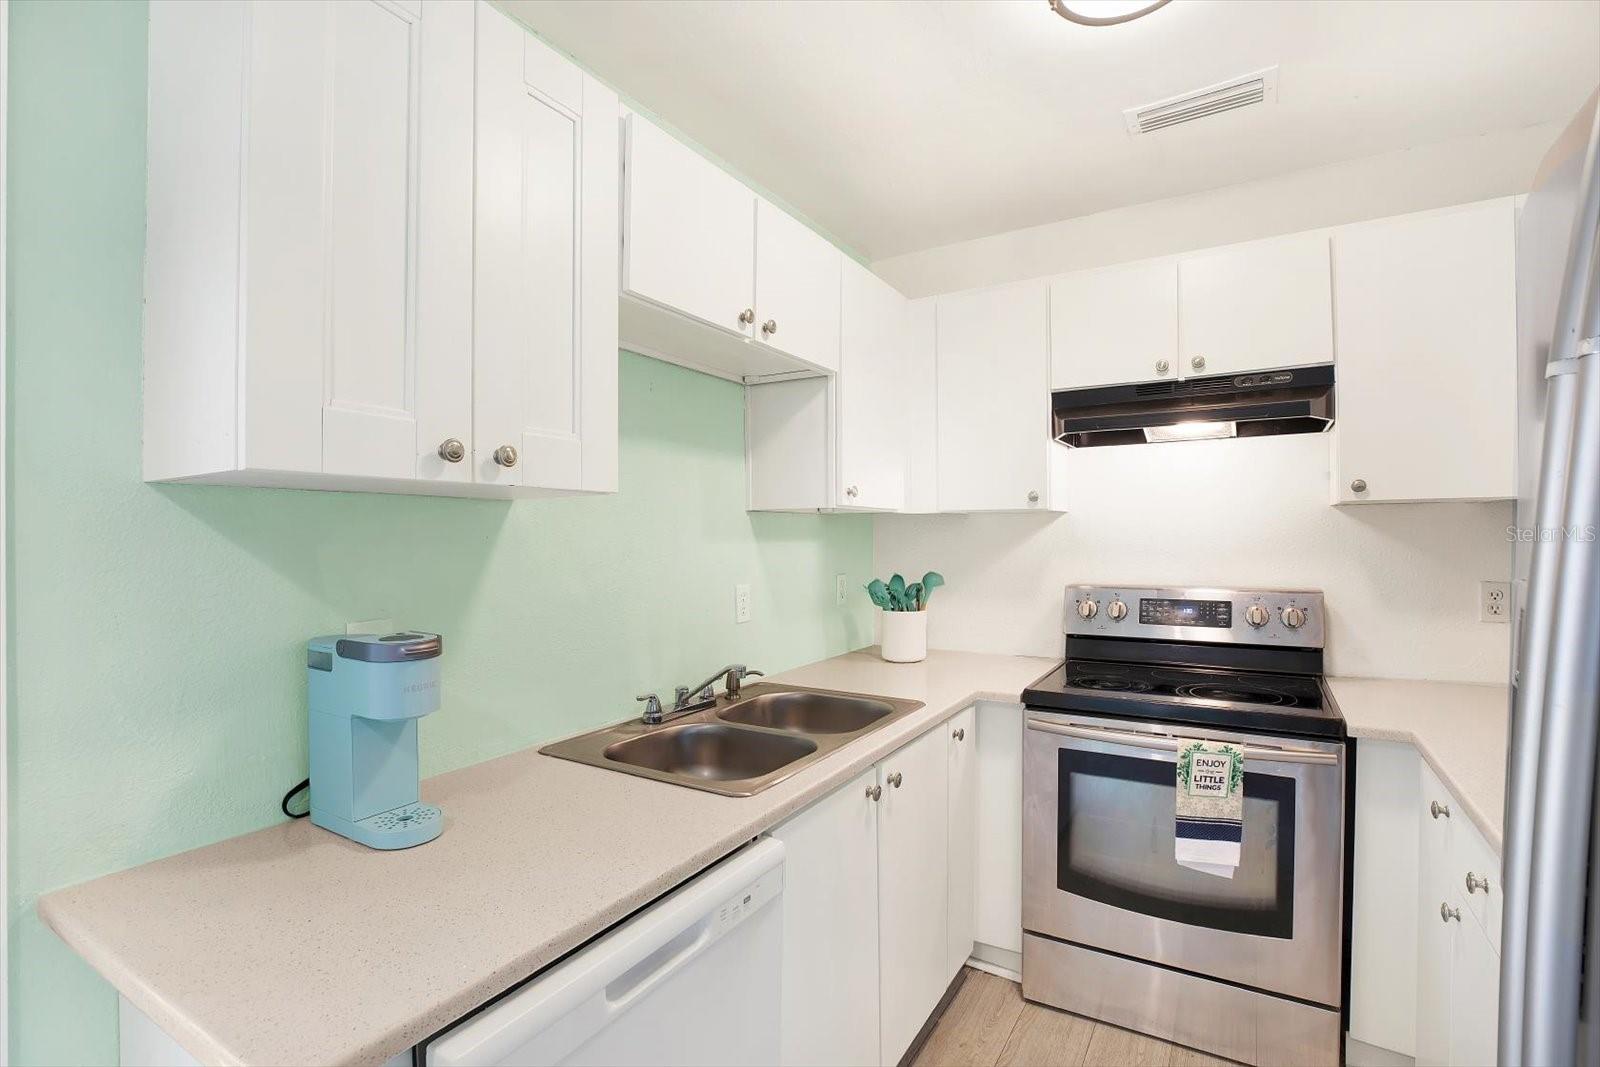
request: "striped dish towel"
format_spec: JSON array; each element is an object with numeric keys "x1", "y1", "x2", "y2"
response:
[{"x1": 1175, "y1": 739, "x2": 1244, "y2": 879}]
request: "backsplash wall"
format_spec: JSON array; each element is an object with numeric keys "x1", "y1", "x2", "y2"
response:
[
  {"x1": 6, "y1": 4, "x2": 872, "y2": 1064},
  {"x1": 875, "y1": 432, "x2": 1514, "y2": 683}
]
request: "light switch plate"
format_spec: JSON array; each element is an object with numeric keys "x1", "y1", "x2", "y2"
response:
[
  {"x1": 836, "y1": 574, "x2": 848, "y2": 607},
  {"x1": 347, "y1": 617, "x2": 393, "y2": 635},
  {"x1": 735, "y1": 584, "x2": 752, "y2": 624},
  {"x1": 1479, "y1": 581, "x2": 1510, "y2": 623}
]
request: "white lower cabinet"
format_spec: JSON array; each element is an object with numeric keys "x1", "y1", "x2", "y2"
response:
[
  {"x1": 769, "y1": 768, "x2": 882, "y2": 1067},
  {"x1": 1351, "y1": 740, "x2": 1500, "y2": 1067},
  {"x1": 771, "y1": 714, "x2": 976, "y2": 1067},
  {"x1": 878, "y1": 726, "x2": 952, "y2": 1065},
  {"x1": 946, "y1": 707, "x2": 978, "y2": 981}
]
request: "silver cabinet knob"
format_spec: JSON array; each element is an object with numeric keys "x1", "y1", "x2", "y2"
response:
[
  {"x1": 1280, "y1": 606, "x2": 1308, "y2": 630},
  {"x1": 1350, "y1": 479, "x2": 1368, "y2": 494},
  {"x1": 952, "y1": 727, "x2": 965, "y2": 741},
  {"x1": 762, "y1": 319, "x2": 778, "y2": 337},
  {"x1": 1466, "y1": 872, "x2": 1491, "y2": 895},
  {"x1": 1027, "y1": 490, "x2": 1040, "y2": 504},
  {"x1": 493, "y1": 444, "x2": 519, "y2": 468},
  {"x1": 887, "y1": 772, "x2": 903, "y2": 789},
  {"x1": 1191, "y1": 355, "x2": 1206, "y2": 371},
  {"x1": 739, "y1": 308, "x2": 755, "y2": 326},
  {"x1": 1440, "y1": 902, "x2": 1462, "y2": 923},
  {"x1": 865, "y1": 784, "x2": 882, "y2": 802},
  {"x1": 1155, "y1": 359, "x2": 1170, "y2": 375},
  {"x1": 1430, "y1": 800, "x2": 1451, "y2": 820},
  {"x1": 1245, "y1": 604, "x2": 1270, "y2": 628},
  {"x1": 1077, "y1": 599, "x2": 1099, "y2": 620},
  {"x1": 437, "y1": 438, "x2": 465, "y2": 463},
  {"x1": 846, "y1": 485, "x2": 859, "y2": 498}
]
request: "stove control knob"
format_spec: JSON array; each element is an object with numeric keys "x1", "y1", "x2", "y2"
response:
[
  {"x1": 1244, "y1": 604, "x2": 1270, "y2": 629},
  {"x1": 1106, "y1": 599, "x2": 1128, "y2": 622},
  {"x1": 1280, "y1": 606, "x2": 1308, "y2": 630},
  {"x1": 1077, "y1": 599, "x2": 1099, "y2": 620}
]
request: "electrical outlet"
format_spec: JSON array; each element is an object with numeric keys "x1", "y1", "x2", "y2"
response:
[
  {"x1": 1479, "y1": 581, "x2": 1511, "y2": 623},
  {"x1": 347, "y1": 617, "x2": 393, "y2": 636},
  {"x1": 735, "y1": 584, "x2": 752, "y2": 624},
  {"x1": 836, "y1": 574, "x2": 848, "y2": 607}
]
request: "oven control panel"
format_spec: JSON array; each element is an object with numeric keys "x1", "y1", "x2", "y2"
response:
[{"x1": 1064, "y1": 585, "x2": 1324, "y2": 648}]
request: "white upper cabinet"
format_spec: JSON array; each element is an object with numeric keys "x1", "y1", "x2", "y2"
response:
[
  {"x1": 936, "y1": 283, "x2": 1065, "y2": 512},
  {"x1": 1050, "y1": 259, "x2": 1179, "y2": 390},
  {"x1": 621, "y1": 114, "x2": 755, "y2": 341},
  {"x1": 755, "y1": 200, "x2": 842, "y2": 373},
  {"x1": 836, "y1": 260, "x2": 906, "y2": 510},
  {"x1": 745, "y1": 260, "x2": 905, "y2": 512},
  {"x1": 1331, "y1": 198, "x2": 1517, "y2": 504},
  {"x1": 1177, "y1": 230, "x2": 1334, "y2": 377},
  {"x1": 142, "y1": 0, "x2": 618, "y2": 498},
  {"x1": 474, "y1": 4, "x2": 619, "y2": 493},
  {"x1": 902, "y1": 298, "x2": 941, "y2": 514},
  {"x1": 620, "y1": 116, "x2": 840, "y2": 382}
]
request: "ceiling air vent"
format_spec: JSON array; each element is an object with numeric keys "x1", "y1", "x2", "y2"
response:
[{"x1": 1124, "y1": 66, "x2": 1279, "y2": 135}]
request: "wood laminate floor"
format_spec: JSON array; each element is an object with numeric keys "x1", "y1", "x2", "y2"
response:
[{"x1": 912, "y1": 968, "x2": 1237, "y2": 1067}]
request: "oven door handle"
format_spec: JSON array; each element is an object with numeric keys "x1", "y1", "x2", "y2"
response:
[{"x1": 1025, "y1": 717, "x2": 1341, "y2": 765}]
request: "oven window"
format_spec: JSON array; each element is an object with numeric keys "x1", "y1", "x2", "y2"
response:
[{"x1": 1057, "y1": 748, "x2": 1296, "y2": 939}]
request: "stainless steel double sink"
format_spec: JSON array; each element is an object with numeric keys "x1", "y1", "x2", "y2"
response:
[{"x1": 540, "y1": 684, "x2": 925, "y2": 796}]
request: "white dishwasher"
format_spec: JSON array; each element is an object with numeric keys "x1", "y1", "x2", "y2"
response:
[{"x1": 425, "y1": 838, "x2": 785, "y2": 1067}]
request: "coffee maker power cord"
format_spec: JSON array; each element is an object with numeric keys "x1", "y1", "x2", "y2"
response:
[{"x1": 281, "y1": 778, "x2": 311, "y2": 820}]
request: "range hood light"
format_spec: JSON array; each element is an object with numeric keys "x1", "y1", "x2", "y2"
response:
[{"x1": 1143, "y1": 420, "x2": 1238, "y2": 444}]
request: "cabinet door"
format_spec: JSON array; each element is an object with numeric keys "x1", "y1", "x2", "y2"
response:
[
  {"x1": 1448, "y1": 919, "x2": 1500, "y2": 1067},
  {"x1": 768, "y1": 769, "x2": 881, "y2": 1067},
  {"x1": 622, "y1": 114, "x2": 755, "y2": 339},
  {"x1": 1417, "y1": 762, "x2": 1457, "y2": 1067},
  {"x1": 1331, "y1": 198, "x2": 1517, "y2": 503},
  {"x1": 838, "y1": 260, "x2": 907, "y2": 511},
  {"x1": 756, "y1": 200, "x2": 842, "y2": 372},
  {"x1": 1177, "y1": 231, "x2": 1333, "y2": 377},
  {"x1": 244, "y1": 0, "x2": 472, "y2": 481},
  {"x1": 902, "y1": 298, "x2": 940, "y2": 513},
  {"x1": 935, "y1": 283, "x2": 1054, "y2": 512},
  {"x1": 946, "y1": 707, "x2": 978, "y2": 981},
  {"x1": 474, "y1": 5, "x2": 619, "y2": 491},
  {"x1": 973, "y1": 702, "x2": 1023, "y2": 956},
  {"x1": 1050, "y1": 259, "x2": 1178, "y2": 389},
  {"x1": 878, "y1": 727, "x2": 951, "y2": 1066}
]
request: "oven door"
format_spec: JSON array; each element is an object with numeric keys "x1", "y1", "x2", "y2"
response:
[{"x1": 1022, "y1": 709, "x2": 1345, "y2": 1007}]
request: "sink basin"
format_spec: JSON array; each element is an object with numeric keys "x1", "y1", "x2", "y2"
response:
[
  {"x1": 541, "y1": 683, "x2": 924, "y2": 796},
  {"x1": 718, "y1": 691, "x2": 894, "y2": 735},
  {"x1": 603, "y1": 723, "x2": 816, "y2": 782}
]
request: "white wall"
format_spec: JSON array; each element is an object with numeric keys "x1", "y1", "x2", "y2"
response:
[
  {"x1": 874, "y1": 122, "x2": 1563, "y2": 298},
  {"x1": 875, "y1": 434, "x2": 1513, "y2": 683}
]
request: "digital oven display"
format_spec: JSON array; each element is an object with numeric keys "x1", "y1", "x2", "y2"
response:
[{"x1": 1139, "y1": 598, "x2": 1232, "y2": 628}]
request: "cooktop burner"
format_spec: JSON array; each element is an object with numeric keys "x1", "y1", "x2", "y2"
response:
[{"x1": 1026, "y1": 658, "x2": 1343, "y2": 740}]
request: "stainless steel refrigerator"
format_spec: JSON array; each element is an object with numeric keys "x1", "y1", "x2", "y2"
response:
[{"x1": 1500, "y1": 87, "x2": 1600, "y2": 1067}]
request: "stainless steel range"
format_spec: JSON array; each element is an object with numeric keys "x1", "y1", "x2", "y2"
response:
[{"x1": 1020, "y1": 585, "x2": 1348, "y2": 1067}]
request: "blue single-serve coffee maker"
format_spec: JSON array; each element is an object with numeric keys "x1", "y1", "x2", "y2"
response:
[{"x1": 306, "y1": 631, "x2": 444, "y2": 850}]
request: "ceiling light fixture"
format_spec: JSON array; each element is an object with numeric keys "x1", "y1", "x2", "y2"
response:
[{"x1": 1048, "y1": 0, "x2": 1170, "y2": 26}]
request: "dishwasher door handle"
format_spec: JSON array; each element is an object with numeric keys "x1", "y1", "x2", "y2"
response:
[
  {"x1": 426, "y1": 837, "x2": 785, "y2": 1066},
  {"x1": 1025, "y1": 717, "x2": 1340, "y2": 765}
]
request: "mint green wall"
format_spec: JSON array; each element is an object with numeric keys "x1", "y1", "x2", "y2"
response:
[{"x1": 4, "y1": 3, "x2": 873, "y2": 1063}]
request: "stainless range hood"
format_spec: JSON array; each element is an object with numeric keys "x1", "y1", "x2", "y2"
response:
[{"x1": 1052, "y1": 364, "x2": 1335, "y2": 448}]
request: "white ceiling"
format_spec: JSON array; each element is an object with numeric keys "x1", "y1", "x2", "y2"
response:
[{"x1": 504, "y1": 0, "x2": 1600, "y2": 260}]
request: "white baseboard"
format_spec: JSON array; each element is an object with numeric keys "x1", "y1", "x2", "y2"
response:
[{"x1": 967, "y1": 942, "x2": 1022, "y2": 982}]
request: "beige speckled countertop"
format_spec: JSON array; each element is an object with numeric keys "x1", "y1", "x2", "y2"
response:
[
  {"x1": 1329, "y1": 675, "x2": 1511, "y2": 852},
  {"x1": 39, "y1": 649, "x2": 1056, "y2": 1067}
]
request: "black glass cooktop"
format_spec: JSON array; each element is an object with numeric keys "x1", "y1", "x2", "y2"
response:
[{"x1": 1024, "y1": 659, "x2": 1344, "y2": 740}]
